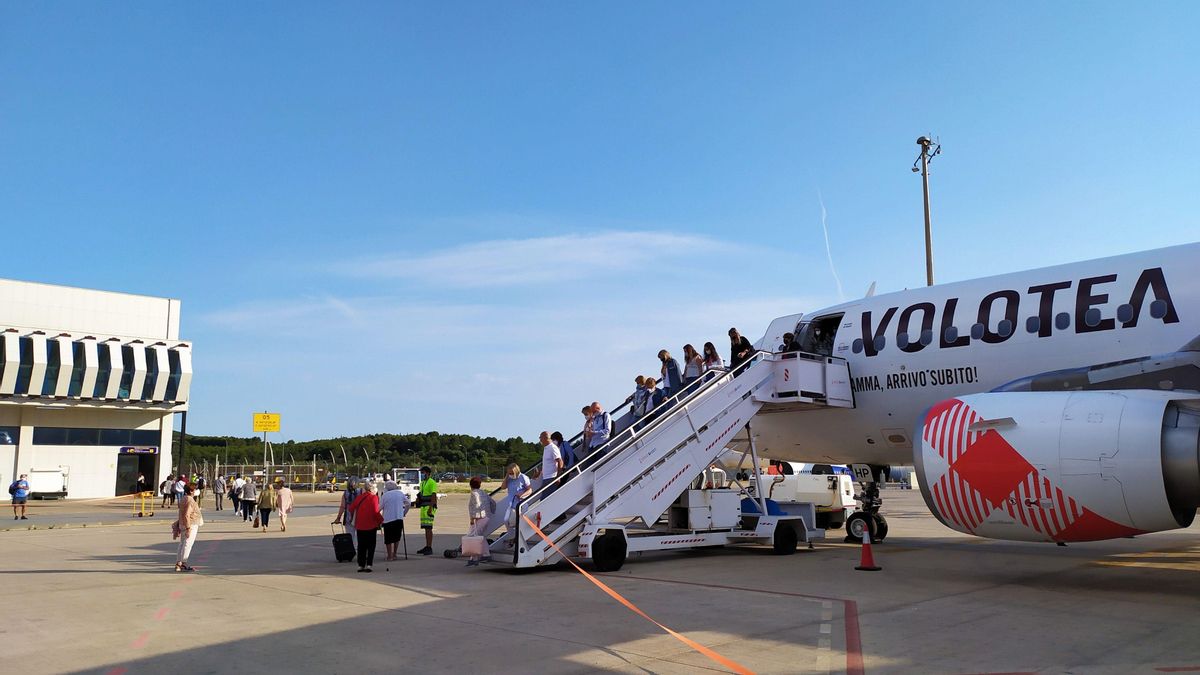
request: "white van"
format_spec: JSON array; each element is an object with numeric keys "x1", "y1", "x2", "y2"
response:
[{"x1": 390, "y1": 467, "x2": 423, "y2": 503}]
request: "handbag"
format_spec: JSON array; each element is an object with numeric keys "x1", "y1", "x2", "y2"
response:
[
  {"x1": 253, "y1": 514, "x2": 261, "y2": 528},
  {"x1": 171, "y1": 521, "x2": 181, "y2": 540}
]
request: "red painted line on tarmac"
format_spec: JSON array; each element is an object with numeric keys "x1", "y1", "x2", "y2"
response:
[
  {"x1": 843, "y1": 600, "x2": 863, "y2": 675},
  {"x1": 106, "y1": 668, "x2": 127, "y2": 675},
  {"x1": 607, "y1": 574, "x2": 865, "y2": 675},
  {"x1": 154, "y1": 607, "x2": 170, "y2": 621},
  {"x1": 130, "y1": 631, "x2": 150, "y2": 649},
  {"x1": 169, "y1": 589, "x2": 184, "y2": 599}
]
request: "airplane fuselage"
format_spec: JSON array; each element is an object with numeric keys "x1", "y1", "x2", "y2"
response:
[{"x1": 750, "y1": 243, "x2": 1200, "y2": 467}]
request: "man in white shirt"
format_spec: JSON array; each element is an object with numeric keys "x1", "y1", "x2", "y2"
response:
[
  {"x1": 232, "y1": 475, "x2": 246, "y2": 517},
  {"x1": 535, "y1": 430, "x2": 562, "y2": 498}
]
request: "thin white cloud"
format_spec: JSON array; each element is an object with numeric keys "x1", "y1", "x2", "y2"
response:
[{"x1": 332, "y1": 231, "x2": 728, "y2": 287}]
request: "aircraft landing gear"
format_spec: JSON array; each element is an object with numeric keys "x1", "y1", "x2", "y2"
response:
[{"x1": 844, "y1": 466, "x2": 888, "y2": 544}]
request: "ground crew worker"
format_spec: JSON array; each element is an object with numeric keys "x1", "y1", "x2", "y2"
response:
[{"x1": 416, "y1": 466, "x2": 438, "y2": 555}]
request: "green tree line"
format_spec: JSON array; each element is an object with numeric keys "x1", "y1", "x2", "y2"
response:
[{"x1": 174, "y1": 431, "x2": 542, "y2": 478}]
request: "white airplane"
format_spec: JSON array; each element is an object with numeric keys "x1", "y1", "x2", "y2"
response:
[{"x1": 747, "y1": 241, "x2": 1200, "y2": 544}]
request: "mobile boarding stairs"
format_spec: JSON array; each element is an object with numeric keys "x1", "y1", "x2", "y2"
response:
[{"x1": 482, "y1": 351, "x2": 855, "y2": 571}]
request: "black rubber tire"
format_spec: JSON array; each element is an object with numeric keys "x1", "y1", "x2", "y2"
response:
[
  {"x1": 773, "y1": 523, "x2": 798, "y2": 555},
  {"x1": 872, "y1": 514, "x2": 889, "y2": 542},
  {"x1": 592, "y1": 530, "x2": 627, "y2": 572},
  {"x1": 844, "y1": 511, "x2": 878, "y2": 543}
]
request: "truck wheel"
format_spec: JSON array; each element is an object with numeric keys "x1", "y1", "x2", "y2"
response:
[
  {"x1": 592, "y1": 530, "x2": 627, "y2": 572},
  {"x1": 844, "y1": 511, "x2": 877, "y2": 543},
  {"x1": 872, "y1": 514, "x2": 889, "y2": 541},
  {"x1": 772, "y1": 523, "x2": 798, "y2": 555}
]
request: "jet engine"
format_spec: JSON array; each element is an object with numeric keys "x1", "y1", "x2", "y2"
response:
[{"x1": 913, "y1": 390, "x2": 1200, "y2": 542}]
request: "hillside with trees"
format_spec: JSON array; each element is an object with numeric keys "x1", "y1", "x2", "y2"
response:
[{"x1": 174, "y1": 431, "x2": 542, "y2": 479}]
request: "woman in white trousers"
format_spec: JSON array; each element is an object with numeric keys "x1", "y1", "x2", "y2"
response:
[{"x1": 176, "y1": 483, "x2": 204, "y2": 572}]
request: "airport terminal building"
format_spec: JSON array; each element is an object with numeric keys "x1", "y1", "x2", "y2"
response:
[{"x1": 1, "y1": 279, "x2": 191, "y2": 499}]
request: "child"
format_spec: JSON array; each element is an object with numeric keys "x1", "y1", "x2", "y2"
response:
[{"x1": 465, "y1": 476, "x2": 495, "y2": 567}]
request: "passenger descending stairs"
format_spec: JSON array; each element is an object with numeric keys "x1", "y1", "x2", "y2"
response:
[{"x1": 481, "y1": 351, "x2": 854, "y2": 568}]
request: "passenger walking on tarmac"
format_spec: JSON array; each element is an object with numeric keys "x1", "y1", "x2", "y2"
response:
[
  {"x1": 533, "y1": 431, "x2": 562, "y2": 497},
  {"x1": 174, "y1": 483, "x2": 203, "y2": 572},
  {"x1": 172, "y1": 474, "x2": 186, "y2": 506},
  {"x1": 702, "y1": 342, "x2": 725, "y2": 372},
  {"x1": 276, "y1": 480, "x2": 294, "y2": 532},
  {"x1": 503, "y1": 463, "x2": 532, "y2": 532},
  {"x1": 380, "y1": 480, "x2": 410, "y2": 562},
  {"x1": 213, "y1": 474, "x2": 226, "y2": 511},
  {"x1": 348, "y1": 481, "x2": 383, "y2": 572},
  {"x1": 159, "y1": 478, "x2": 171, "y2": 508},
  {"x1": 729, "y1": 328, "x2": 754, "y2": 371},
  {"x1": 195, "y1": 475, "x2": 206, "y2": 505},
  {"x1": 658, "y1": 350, "x2": 682, "y2": 398},
  {"x1": 551, "y1": 431, "x2": 575, "y2": 472},
  {"x1": 333, "y1": 478, "x2": 362, "y2": 546},
  {"x1": 9, "y1": 473, "x2": 30, "y2": 520},
  {"x1": 416, "y1": 467, "x2": 438, "y2": 556},
  {"x1": 240, "y1": 477, "x2": 258, "y2": 524},
  {"x1": 231, "y1": 474, "x2": 244, "y2": 515},
  {"x1": 255, "y1": 478, "x2": 276, "y2": 530},
  {"x1": 465, "y1": 476, "x2": 495, "y2": 567},
  {"x1": 682, "y1": 344, "x2": 703, "y2": 387}
]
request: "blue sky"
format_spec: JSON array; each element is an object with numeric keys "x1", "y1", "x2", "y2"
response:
[{"x1": 2, "y1": 3, "x2": 1197, "y2": 440}]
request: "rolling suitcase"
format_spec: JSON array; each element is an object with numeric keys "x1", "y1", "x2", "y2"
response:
[{"x1": 332, "y1": 523, "x2": 355, "y2": 562}]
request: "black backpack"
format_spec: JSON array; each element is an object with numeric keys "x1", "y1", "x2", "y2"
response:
[{"x1": 7, "y1": 482, "x2": 15, "y2": 496}]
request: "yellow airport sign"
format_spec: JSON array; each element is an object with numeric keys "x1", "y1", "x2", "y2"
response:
[{"x1": 252, "y1": 413, "x2": 281, "y2": 433}]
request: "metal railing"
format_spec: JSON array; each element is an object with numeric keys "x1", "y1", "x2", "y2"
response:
[{"x1": 509, "y1": 351, "x2": 773, "y2": 560}]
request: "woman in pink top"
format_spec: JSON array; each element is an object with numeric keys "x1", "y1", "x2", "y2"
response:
[
  {"x1": 348, "y1": 482, "x2": 383, "y2": 572},
  {"x1": 175, "y1": 483, "x2": 204, "y2": 572},
  {"x1": 276, "y1": 481, "x2": 295, "y2": 532}
]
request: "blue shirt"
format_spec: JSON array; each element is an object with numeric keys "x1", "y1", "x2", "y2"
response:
[
  {"x1": 505, "y1": 474, "x2": 531, "y2": 504},
  {"x1": 558, "y1": 440, "x2": 577, "y2": 469},
  {"x1": 662, "y1": 358, "x2": 682, "y2": 391},
  {"x1": 589, "y1": 411, "x2": 611, "y2": 448},
  {"x1": 11, "y1": 480, "x2": 29, "y2": 499}
]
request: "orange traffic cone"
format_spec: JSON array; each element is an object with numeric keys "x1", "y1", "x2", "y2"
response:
[{"x1": 854, "y1": 528, "x2": 882, "y2": 571}]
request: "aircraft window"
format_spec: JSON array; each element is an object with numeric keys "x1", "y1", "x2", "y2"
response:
[
  {"x1": 944, "y1": 326, "x2": 959, "y2": 343},
  {"x1": 872, "y1": 335, "x2": 886, "y2": 352},
  {"x1": 1150, "y1": 300, "x2": 1169, "y2": 319},
  {"x1": 970, "y1": 323, "x2": 985, "y2": 340},
  {"x1": 1117, "y1": 304, "x2": 1134, "y2": 323},
  {"x1": 1084, "y1": 308, "x2": 1102, "y2": 328},
  {"x1": 997, "y1": 319, "x2": 1014, "y2": 338},
  {"x1": 1055, "y1": 312, "x2": 1071, "y2": 330},
  {"x1": 1026, "y1": 316, "x2": 1040, "y2": 334},
  {"x1": 897, "y1": 333, "x2": 910, "y2": 349},
  {"x1": 920, "y1": 329, "x2": 933, "y2": 346},
  {"x1": 851, "y1": 338, "x2": 864, "y2": 354}
]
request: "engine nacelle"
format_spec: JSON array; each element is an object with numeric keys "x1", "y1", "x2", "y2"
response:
[{"x1": 913, "y1": 390, "x2": 1200, "y2": 543}]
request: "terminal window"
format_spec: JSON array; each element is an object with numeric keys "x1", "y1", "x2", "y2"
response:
[
  {"x1": 0, "y1": 426, "x2": 17, "y2": 444},
  {"x1": 33, "y1": 427, "x2": 160, "y2": 446}
]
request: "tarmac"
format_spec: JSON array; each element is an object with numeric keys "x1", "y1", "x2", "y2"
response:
[{"x1": 2, "y1": 488, "x2": 1199, "y2": 674}]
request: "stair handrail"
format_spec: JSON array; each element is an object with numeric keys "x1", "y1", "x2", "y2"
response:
[{"x1": 516, "y1": 351, "x2": 773, "y2": 525}]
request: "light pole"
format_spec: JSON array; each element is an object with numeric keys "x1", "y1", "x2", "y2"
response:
[{"x1": 912, "y1": 135, "x2": 942, "y2": 287}]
